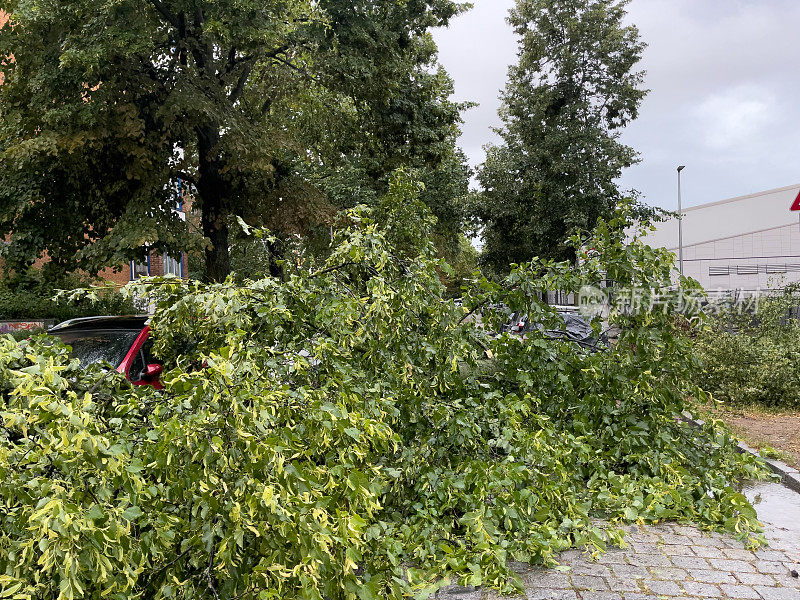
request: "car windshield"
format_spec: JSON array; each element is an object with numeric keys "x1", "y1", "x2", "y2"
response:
[{"x1": 52, "y1": 329, "x2": 140, "y2": 368}]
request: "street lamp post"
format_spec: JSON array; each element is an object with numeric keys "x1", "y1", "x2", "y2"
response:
[{"x1": 677, "y1": 165, "x2": 686, "y2": 276}]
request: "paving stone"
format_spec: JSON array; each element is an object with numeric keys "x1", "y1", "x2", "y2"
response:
[
  {"x1": 648, "y1": 566, "x2": 689, "y2": 581},
  {"x1": 438, "y1": 585, "x2": 482, "y2": 599},
  {"x1": 786, "y1": 557, "x2": 800, "y2": 569},
  {"x1": 784, "y1": 572, "x2": 800, "y2": 589},
  {"x1": 708, "y1": 558, "x2": 756, "y2": 573},
  {"x1": 753, "y1": 587, "x2": 800, "y2": 600},
  {"x1": 660, "y1": 544, "x2": 696, "y2": 557},
  {"x1": 595, "y1": 551, "x2": 629, "y2": 565},
  {"x1": 693, "y1": 535, "x2": 726, "y2": 548},
  {"x1": 630, "y1": 542, "x2": 662, "y2": 554},
  {"x1": 693, "y1": 545, "x2": 728, "y2": 559},
  {"x1": 510, "y1": 561, "x2": 532, "y2": 574},
  {"x1": 670, "y1": 555, "x2": 712, "y2": 570},
  {"x1": 606, "y1": 579, "x2": 642, "y2": 593},
  {"x1": 609, "y1": 564, "x2": 650, "y2": 580},
  {"x1": 625, "y1": 534, "x2": 663, "y2": 547},
  {"x1": 525, "y1": 570, "x2": 573, "y2": 589},
  {"x1": 688, "y1": 569, "x2": 738, "y2": 585},
  {"x1": 570, "y1": 563, "x2": 611, "y2": 577},
  {"x1": 500, "y1": 520, "x2": 800, "y2": 600},
  {"x1": 627, "y1": 554, "x2": 673, "y2": 568},
  {"x1": 579, "y1": 592, "x2": 623, "y2": 600},
  {"x1": 525, "y1": 589, "x2": 579, "y2": 600},
  {"x1": 720, "y1": 537, "x2": 749, "y2": 550},
  {"x1": 755, "y1": 561, "x2": 788, "y2": 574},
  {"x1": 660, "y1": 534, "x2": 694, "y2": 547},
  {"x1": 554, "y1": 551, "x2": 583, "y2": 566},
  {"x1": 723, "y1": 548, "x2": 760, "y2": 560},
  {"x1": 735, "y1": 572, "x2": 778, "y2": 586},
  {"x1": 719, "y1": 584, "x2": 761, "y2": 599},
  {"x1": 681, "y1": 581, "x2": 722, "y2": 597},
  {"x1": 673, "y1": 525, "x2": 701, "y2": 537},
  {"x1": 642, "y1": 580, "x2": 683, "y2": 596},
  {"x1": 754, "y1": 550, "x2": 791, "y2": 562},
  {"x1": 570, "y1": 575, "x2": 609, "y2": 591}
]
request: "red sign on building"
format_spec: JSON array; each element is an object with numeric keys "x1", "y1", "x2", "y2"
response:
[{"x1": 791, "y1": 190, "x2": 800, "y2": 211}]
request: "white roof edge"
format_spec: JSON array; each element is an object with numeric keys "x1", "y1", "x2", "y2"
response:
[
  {"x1": 660, "y1": 222, "x2": 796, "y2": 251},
  {"x1": 681, "y1": 183, "x2": 800, "y2": 213}
]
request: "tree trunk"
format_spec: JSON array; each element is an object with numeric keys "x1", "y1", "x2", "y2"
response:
[
  {"x1": 196, "y1": 124, "x2": 230, "y2": 282},
  {"x1": 267, "y1": 238, "x2": 284, "y2": 280}
]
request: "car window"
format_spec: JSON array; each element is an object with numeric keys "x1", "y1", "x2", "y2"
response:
[{"x1": 52, "y1": 329, "x2": 140, "y2": 368}]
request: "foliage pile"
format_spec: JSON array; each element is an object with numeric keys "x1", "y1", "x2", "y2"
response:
[
  {"x1": 0, "y1": 178, "x2": 766, "y2": 599},
  {"x1": 694, "y1": 286, "x2": 800, "y2": 409}
]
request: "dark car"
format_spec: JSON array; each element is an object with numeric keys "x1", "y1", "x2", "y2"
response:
[
  {"x1": 503, "y1": 311, "x2": 607, "y2": 350},
  {"x1": 49, "y1": 315, "x2": 163, "y2": 389}
]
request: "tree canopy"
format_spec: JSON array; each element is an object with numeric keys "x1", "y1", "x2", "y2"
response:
[
  {"x1": 474, "y1": 0, "x2": 647, "y2": 272},
  {"x1": 0, "y1": 0, "x2": 470, "y2": 281}
]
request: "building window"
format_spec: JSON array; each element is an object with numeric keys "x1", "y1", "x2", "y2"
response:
[
  {"x1": 766, "y1": 264, "x2": 788, "y2": 274},
  {"x1": 130, "y1": 257, "x2": 150, "y2": 280},
  {"x1": 163, "y1": 254, "x2": 182, "y2": 277},
  {"x1": 737, "y1": 265, "x2": 759, "y2": 275},
  {"x1": 709, "y1": 266, "x2": 730, "y2": 276}
]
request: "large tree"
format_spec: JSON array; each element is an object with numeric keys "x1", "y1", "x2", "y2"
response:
[
  {"x1": 474, "y1": 0, "x2": 646, "y2": 271},
  {"x1": 0, "y1": 0, "x2": 469, "y2": 282}
]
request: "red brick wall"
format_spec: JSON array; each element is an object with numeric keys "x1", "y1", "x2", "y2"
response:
[
  {"x1": 3, "y1": 245, "x2": 188, "y2": 285},
  {"x1": 1, "y1": 11, "x2": 10, "y2": 87},
  {"x1": 149, "y1": 254, "x2": 163, "y2": 277},
  {"x1": 97, "y1": 266, "x2": 132, "y2": 288}
]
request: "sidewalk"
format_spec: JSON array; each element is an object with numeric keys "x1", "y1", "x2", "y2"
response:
[{"x1": 437, "y1": 518, "x2": 800, "y2": 600}]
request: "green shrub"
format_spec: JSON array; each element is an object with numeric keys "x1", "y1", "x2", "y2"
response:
[
  {"x1": 0, "y1": 179, "x2": 767, "y2": 600},
  {"x1": 694, "y1": 287, "x2": 800, "y2": 409},
  {"x1": 0, "y1": 270, "x2": 137, "y2": 322}
]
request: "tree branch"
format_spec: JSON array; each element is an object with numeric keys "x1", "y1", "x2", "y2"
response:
[
  {"x1": 227, "y1": 44, "x2": 295, "y2": 102},
  {"x1": 148, "y1": 0, "x2": 179, "y2": 29},
  {"x1": 272, "y1": 54, "x2": 322, "y2": 84},
  {"x1": 229, "y1": 62, "x2": 255, "y2": 103}
]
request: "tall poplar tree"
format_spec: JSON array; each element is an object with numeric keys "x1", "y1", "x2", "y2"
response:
[{"x1": 475, "y1": 0, "x2": 647, "y2": 271}]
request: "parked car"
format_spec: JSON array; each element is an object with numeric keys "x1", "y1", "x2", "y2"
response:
[
  {"x1": 502, "y1": 311, "x2": 607, "y2": 350},
  {"x1": 49, "y1": 315, "x2": 163, "y2": 389}
]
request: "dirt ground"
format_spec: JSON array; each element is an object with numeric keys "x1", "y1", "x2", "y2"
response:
[{"x1": 702, "y1": 404, "x2": 800, "y2": 469}]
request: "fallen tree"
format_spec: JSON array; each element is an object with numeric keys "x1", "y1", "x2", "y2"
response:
[{"x1": 0, "y1": 176, "x2": 766, "y2": 599}]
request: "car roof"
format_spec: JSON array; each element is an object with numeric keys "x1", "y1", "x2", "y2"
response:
[{"x1": 49, "y1": 315, "x2": 150, "y2": 333}]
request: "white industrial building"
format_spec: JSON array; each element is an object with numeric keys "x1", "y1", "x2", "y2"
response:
[{"x1": 644, "y1": 183, "x2": 800, "y2": 294}]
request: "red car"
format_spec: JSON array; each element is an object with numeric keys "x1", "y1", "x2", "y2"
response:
[{"x1": 49, "y1": 315, "x2": 163, "y2": 389}]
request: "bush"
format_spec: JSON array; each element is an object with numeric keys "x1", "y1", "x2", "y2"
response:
[
  {"x1": 0, "y1": 179, "x2": 767, "y2": 600},
  {"x1": 0, "y1": 270, "x2": 137, "y2": 322},
  {"x1": 694, "y1": 287, "x2": 800, "y2": 409}
]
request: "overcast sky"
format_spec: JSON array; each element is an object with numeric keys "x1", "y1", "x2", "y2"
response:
[{"x1": 432, "y1": 0, "x2": 800, "y2": 211}]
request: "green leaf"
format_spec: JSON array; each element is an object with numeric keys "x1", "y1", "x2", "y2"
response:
[{"x1": 122, "y1": 506, "x2": 143, "y2": 522}]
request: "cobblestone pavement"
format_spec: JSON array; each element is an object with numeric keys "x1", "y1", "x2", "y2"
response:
[{"x1": 436, "y1": 520, "x2": 800, "y2": 600}]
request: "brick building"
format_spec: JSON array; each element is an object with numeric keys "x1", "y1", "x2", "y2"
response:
[{"x1": 96, "y1": 247, "x2": 190, "y2": 287}]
